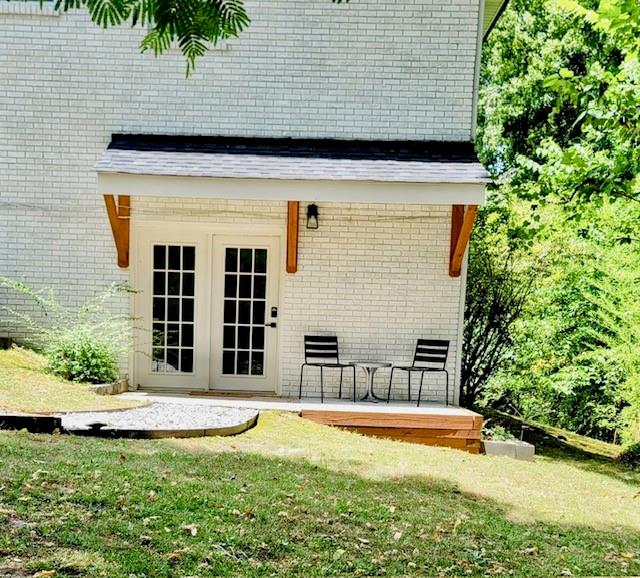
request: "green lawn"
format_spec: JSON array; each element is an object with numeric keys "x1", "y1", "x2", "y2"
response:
[
  {"x1": 1, "y1": 412, "x2": 639, "y2": 577},
  {"x1": 0, "y1": 347, "x2": 143, "y2": 413}
]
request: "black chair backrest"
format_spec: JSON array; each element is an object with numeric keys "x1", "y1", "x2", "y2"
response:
[
  {"x1": 412, "y1": 339, "x2": 449, "y2": 369},
  {"x1": 304, "y1": 335, "x2": 340, "y2": 364}
]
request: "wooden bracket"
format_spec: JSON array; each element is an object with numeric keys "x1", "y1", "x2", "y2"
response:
[
  {"x1": 449, "y1": 204, "x2": 477, "y2": 278},
  {"x1": 286, "y1": 201, "x2": 300, "y2": 274},
  {"x1": 104, "y1": 194, "x2": 130, "y2": 268}
]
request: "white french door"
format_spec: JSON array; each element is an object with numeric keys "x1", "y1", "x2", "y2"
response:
[
  {"x1": 134, "y1": 227, "x2": 280, "y2": 392},
  {"x1": 134, "y1": 230, "x2": 210, "y2": 390},
  {"x1": 210, "y1": 236, "x2": 280, "y2": 392}
]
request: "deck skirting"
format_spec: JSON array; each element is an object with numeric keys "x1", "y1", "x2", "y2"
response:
[{"x1": 301, "y1": 408, "x2": 483, "y2": 454}]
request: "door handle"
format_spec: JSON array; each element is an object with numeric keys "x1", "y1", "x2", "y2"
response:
[{"x1": 265, "y1": 322, "x2": 277, "y2": 328}]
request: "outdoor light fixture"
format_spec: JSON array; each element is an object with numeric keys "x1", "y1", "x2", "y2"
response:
[{"x1": 306, "y1": 203, "x2": 319, "y2": 229}]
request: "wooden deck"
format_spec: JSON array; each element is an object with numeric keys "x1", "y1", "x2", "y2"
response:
[
  {"x1": 300, "y1": 403, "x2": 483, "y2": 453},
  {"x1": 126, "y1": 392, "x2": 484, "y2": 454}
]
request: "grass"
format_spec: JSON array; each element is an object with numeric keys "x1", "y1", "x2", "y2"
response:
[
  {"x1": 0, "y1": 347, "x2": 143, "y2": 413},
  {"x1": 484, "y1": 409, "x2": 623, "y2": 459},
  {"x1": 1, "y1": 412, "x2": 639, "y2": 577}
]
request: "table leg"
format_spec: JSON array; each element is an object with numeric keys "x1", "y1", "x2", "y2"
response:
[{"x1": 360, "y1": 368, "x2": 382, "y2": 402}]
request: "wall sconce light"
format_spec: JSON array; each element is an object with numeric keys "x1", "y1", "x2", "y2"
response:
[{"x1": 306, "y1": 203, "x2": 319, "y2": 229}]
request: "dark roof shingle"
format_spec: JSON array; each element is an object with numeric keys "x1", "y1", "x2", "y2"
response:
[{"x1": 97, "y1": 134, "x2": 490, "y2": 184}]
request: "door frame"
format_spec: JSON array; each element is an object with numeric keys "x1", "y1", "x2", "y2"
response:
[{"x1": 130, "y1": 219, "x2": 285, "y2": 393}]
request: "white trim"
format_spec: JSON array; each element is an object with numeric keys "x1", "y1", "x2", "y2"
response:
[
  {"x1": 471, "y1": 0, "x2": 486, "y2": 142},
  {"x1": 131, "y1": 220, "x2": 285, "y2": 393},
  {"x1": 134, "y1": 220, "x2": 284, "y2": 237},
  {"x1": 130, "y1": 217, "x2": 140, "y2": 389},
  {"x1": 98, "y1": 173, "x2": 487, "y2": 205}
]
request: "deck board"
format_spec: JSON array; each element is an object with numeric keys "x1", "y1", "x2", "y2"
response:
[
  {"x1": 301, "y1": 409, "x2": 478, "y2": 431},
  {"x1": 300, "y1": 405, "x2": 483, "y2": 454},
  {"x1": 345, "y1": 426, "x2": 482, "y2": 440}
]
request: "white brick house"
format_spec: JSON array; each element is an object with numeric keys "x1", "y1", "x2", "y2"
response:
[{"x1": 0, "y1": 0, "x2": 506, "y2": 403}]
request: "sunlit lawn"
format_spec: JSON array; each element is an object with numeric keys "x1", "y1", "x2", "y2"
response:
[
  {"x1": 1, "y1": 411, "x2": 639, "y2": 577},
  {"x1": 0, "y1": 347, "x2": 143, "y2": 413}
]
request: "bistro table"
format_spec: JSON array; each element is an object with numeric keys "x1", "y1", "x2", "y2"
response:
[{"x1": 353, "y1": 361, "x2": 392, "y2": 402}]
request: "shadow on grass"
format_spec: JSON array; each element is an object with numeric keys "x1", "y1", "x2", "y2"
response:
[
  {"x1": 1, "y1": 431, "x2": 639, "y2": 577},
  {"x1": 481, "y1": 409, "x2": 640, "y2": 487}
]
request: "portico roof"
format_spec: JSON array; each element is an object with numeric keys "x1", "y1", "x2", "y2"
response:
[
  {"x1": 96, "y1": 134, "x2": 489, "y2": 205},
  {"x1": 97, "y1": 134, "x2": 489, "y2": 184},
  {"x1": 97, "y1": 135, "x2": 486, "y2": 276}
]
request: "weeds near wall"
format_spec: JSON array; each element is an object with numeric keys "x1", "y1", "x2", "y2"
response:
[{"x1": 0, "y1": 279, "x2": 134, "y2": 384}]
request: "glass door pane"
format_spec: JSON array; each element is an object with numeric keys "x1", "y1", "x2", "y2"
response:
[{"x1": 151, "y1": 244, "x2": 196, "y2": 374}]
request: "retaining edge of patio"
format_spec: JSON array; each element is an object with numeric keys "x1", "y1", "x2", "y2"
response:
[{"x1": 0, "y1": 411, "x2": 258, "y2": 439}]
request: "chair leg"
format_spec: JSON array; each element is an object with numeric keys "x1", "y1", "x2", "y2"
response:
[
  {"x1": 387, "y1": 367, "x2": 395, "y2": 403},
  {"x1": 320, "y1": 365, "x2": 324, "y2": 404},
  {"x1": 417, "y1": 371, "x2": 425, "y2": 407},
  {"x1": 352, "y1": 366, "x2": 357, "y2": 403},
  {"x1": 339, "y1": 367, "x2": 344, "y2": 399},
  {"x1": 444, "y1": 370, "x2": 449, "y2": 406},
  {"x1": 408, "y1": 371, "x2": 411, "y2": 402},
  {"x1": 299, "y1": 364, "x2": 306, "y2": 399}
]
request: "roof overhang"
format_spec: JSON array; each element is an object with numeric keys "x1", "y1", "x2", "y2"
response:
[
  {"x1": 483, "y1": 0, "x2": 510, "y2": 40},
  {"x1": 96, "y1": 135, "x2": 490, "y2": 205}
]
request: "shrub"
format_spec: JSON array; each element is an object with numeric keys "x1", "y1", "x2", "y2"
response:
[
  {"x1": 46, "y1": 331, "x2": 120, "y2": 384},
  {"x1": 618, "y1": 443, "x2": 640, "y2": 471},
  {"x1": 0, "y1": 279, "x2": 133, "y2": 384},
  {"x1": 483, "y1": 424, "x2": 517, "y2": 442}
]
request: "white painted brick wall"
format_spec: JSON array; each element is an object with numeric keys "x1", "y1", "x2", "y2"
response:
[
  {"x1": 285, "y1": 202, "x2": 460, "y2": 402},
  {"x1": 0, "y1": 0, "x2": 479, "y2": 145},
  {"x1": 133, "y1": 198, "x2": 461, "y2": 402},
  {"x1": 0, "y1": 0, "x2": 475, "y2": 401}
]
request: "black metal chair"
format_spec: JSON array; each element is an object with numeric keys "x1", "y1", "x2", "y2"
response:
[
  {"x1": 299, "y1": 335, "x2": 356, "y2": 403},
  {"x1": 387, "y1": 339, "x2": 450, "y2": 407}
]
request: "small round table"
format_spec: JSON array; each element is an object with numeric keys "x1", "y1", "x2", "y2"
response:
[{"x1": 353, "y1": 361, "x2": 392, "y2": 402}]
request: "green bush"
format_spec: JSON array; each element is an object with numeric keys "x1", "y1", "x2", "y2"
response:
[
  {"x1": 618, "y1": 443, "x2": 640, "y2": 471},
  {"x1": 483, "y1": 424, "x2": 517, "y2": 442},
  {"x1": 0, "y1": 279, "x2": 133, "y2": 384},
  {"x1": 46, "y1": 331, "x2": 119, "y2": 384}
]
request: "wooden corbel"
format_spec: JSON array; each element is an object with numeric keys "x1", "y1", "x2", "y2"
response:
[
  {"x1": 103, "y1": 195, "x2": 130, "y2": 268},
  {"x1": 286, "y1": 201, "x2": 300, "y2": 274},
  {"x1": 449, "y1": 204, "x2": 478, "y2": 278}
]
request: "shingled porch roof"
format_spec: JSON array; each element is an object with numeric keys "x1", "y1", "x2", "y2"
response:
[
  {"x1": 97, "y1": 135, "x2": 488, "y2": 273},
  {"x1": 96, "y1": 134, "x2": 489, "y2": 206},
  {"x1": 96, "y1": 134, "x2": 490, "y2": 186}
]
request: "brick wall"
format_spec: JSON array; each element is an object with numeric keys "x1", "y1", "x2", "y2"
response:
[
  {"x1": 133, "y1": 198, "x2": 462, "y2": 402},
  {"x1": 0, "y1": 0, "x2": 476, "y2": 400},
  {"x1": 0, "y1": 0, "x2": 479, "y2": 141}
]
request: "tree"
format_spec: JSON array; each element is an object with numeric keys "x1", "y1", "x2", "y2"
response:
[
  {"x1": 541, "y1": 0, "x2": 640, "y2": 205},
  {"x1": 480, "y1": 0, "x2": 640, "y2": 206},
  {"x1": 461, "y1": 202, "x2": 533, "y2": 408},
  {"x1": 46, "y1": 0, "x2": 346, "y2": 75},
  {"x1": 479, "y1": 201, "x2": 636, "y2": 441},
  {"x1": 473, "y1": 0, "x2": 640, "y2": 442}
]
